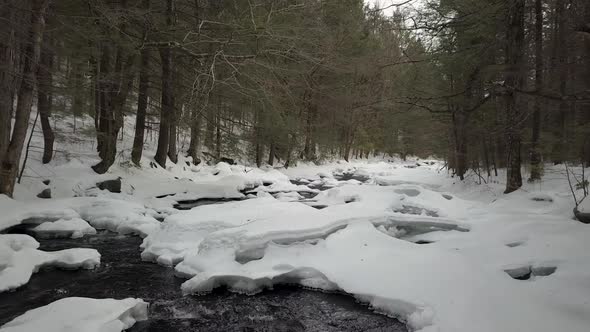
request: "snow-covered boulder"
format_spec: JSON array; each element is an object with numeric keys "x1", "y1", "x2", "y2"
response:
[{"x1": 32, "y1": 218, "x2": 97, "y2": 239}]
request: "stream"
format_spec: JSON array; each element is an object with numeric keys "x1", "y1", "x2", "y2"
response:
[{"x1": 0, "y1": 229, "x2": 407, "y2": 331}]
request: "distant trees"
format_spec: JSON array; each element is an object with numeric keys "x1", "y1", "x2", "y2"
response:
[
  {"x1": 415, "y1": 0, "x2": 590, "y2": 191},
  {"x1": 0, "y1": 0, "x2": 588, "y2": 197}
]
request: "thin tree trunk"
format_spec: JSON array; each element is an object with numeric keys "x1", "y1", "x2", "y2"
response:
[
  {"x1": 38, "y1": 41, "x2": 54, "y2": 164},
  {"x1": 187, "y1": 108, "x2": 201, "y2": 162},
  {"x1": 215, "y1": 100, "x2": 221, "y2": 161},
  {"x1": 155, "y1": 45, "x2": 172, "y2": 168},
  {"x1": 268, "y1": 142, "x2": 275, "y2": 165},
  {"x1": 132, "y1": 47, "x2": 149, "y2": 166},
  {"x1": 452, "y1": 109, "x2": 468, "y2": 180}
]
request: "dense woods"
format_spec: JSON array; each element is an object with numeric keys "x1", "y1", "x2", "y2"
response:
[{"x1": 0, "y1": 0, "x2": 589, "y2": 197}]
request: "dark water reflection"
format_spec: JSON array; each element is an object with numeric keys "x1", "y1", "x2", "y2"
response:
[{"x1": 0, "y1": 231, "x2": 406, "y2": 332}]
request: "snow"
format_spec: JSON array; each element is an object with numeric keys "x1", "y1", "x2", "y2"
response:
[
  {"x1": 32, "y1": 217, "x2": 97, "y2": 238},
  {"x1": 4, "y1": 131, "x2": 590, "y2": 332},
  {"x1": 148, "y1": 160, "x2": 590, "y2": 332},
  {"x1": 578, "y1": 197, "x2": 590, "y2": 213},
  {"x1": 0, "y1": 297, "x2": 148, "y2": 332},
  {"x1": 0, "y1": 234, "x2": 100, "y2": 292}
]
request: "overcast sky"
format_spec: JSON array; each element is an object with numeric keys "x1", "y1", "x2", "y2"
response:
[{"x1": 364, "y1": 0, "x2": 420, "y2": 16}]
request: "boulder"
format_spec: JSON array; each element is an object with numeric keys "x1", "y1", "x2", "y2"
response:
[
  {"x1": 219, "y1": 157, "x2": 236, "y2": 165},
  {"x1": 37, "y1": 188, "x2": 51, "y2": 199},
  {"x1": 573, "y1": 207, "x2": 590, "y2": 224},
  {"x1": 96, "y1": 178, "x2": 122, "y2": 193}
]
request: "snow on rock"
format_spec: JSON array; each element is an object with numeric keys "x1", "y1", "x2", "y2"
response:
[
  {"x1": 0, "y1": 297, "x2": 148, "y2": 332},
  {"x1": 32, "y1": 218, "x2": 97, "y2": 239},
  {"x1": 0, "y1": 234, "x2": 100, "y2": 292},
  {"x1": 76, "y1": 198, "x2": 160, "y2": 237},
  {"x1": 0, "y1": 195, "x2": 79, "y2": 231}
]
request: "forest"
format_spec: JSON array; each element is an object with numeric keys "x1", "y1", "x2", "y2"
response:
[
  {"x1": 1, "y1": 0, "x2": 587, "y2": 197},
  {"x1": 2, "y1": 1, "x2": 590, "y2": 332}
]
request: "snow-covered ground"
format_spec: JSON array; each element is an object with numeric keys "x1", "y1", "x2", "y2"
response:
[
  {"x1": 2, "y1": 156, "x2": 589, "y2": 332},
  {"x1": 2, "y1": 114, "x2": 589, "y2": 332}
]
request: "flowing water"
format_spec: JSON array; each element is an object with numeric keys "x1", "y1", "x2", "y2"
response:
[{"x1": 0, "y1": 229, "x2": 407, "y2": 331}]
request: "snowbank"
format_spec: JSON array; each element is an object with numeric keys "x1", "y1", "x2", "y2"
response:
[
  {"x1": 0, "y1": 234, "x2": 100, "y2": 292},
  {"x1": 32, "y1": 218, "x2": 97, "y2": 239},
  {"x1": 0, "y1": 297, "x2": 148, "y2": 332}
]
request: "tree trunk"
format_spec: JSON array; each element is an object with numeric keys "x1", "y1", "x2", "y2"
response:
[
  {"x1": 504, "y1": 0, "x2": 525, "y2": 194},
  {"x1": 268, "y1": 142, "x2": 275, "y2": 165},
  {"x1": 0, "y1": 0, "x2": 49, "y2": 196},
  {"x1": 0, "y1": 3, "x2": 17, "y2": 164},
  {"x1": 132, "y1": 47, "x2": 149, "y2": 166},
  {"x1": 452, "y1": 109, "x2": 468, "y2": 180},
  {"x1": 131, "y1": 0, "x2": 150, "y2": 166},
  {"x1": 529, "y1": 0, "x2": 544, "y2": 181},
  {"x1": 215, "y1": 100, "x2": 221, "y2": 161},
  {"x1": 483, "y1": 138, "x2": 491, "y2": 177},
  {"x1": 168, "y1": 96, "x2": 177, "y2": 163},
  {"x1": 38, "y1": 40, "x2": 54, "y2": 164},
  {"x1": 92, "y1": 44, "x2": 116, "y2": 174},
  {"x1": 155, "y1": 45, "x2": 172, "y2": 168},
  {"x1": 187, "y1": 108, "x2": 201, "y2": 162},
  {"x1": 154, "y1": 0, "x2": 174, "y2": 168}
]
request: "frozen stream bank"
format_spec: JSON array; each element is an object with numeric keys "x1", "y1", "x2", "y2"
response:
[{"x1": 0, "y1": 230, "x2": 407, "y2": 331}]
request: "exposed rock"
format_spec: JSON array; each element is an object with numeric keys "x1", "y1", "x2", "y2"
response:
[
  {"x1": 37, "y1": 188, "x2": 51, "y2": 199},
  {"x1": 573, "y1": 207, "x2": 590, "y2": 224},
  {"x1": 504, "y1": 265, "x2": 557, "y2": 280},
  {"x1": 42, "y1": 179, "x2": 50, "y2": 185},
  {"x1": 96, "y1": 178, "x2": 122, "y2": 193},
  {"x1": 220, "y1": 157, "x2": 236, "y2": 165}
]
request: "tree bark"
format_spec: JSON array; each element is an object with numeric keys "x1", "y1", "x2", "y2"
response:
[
  {"x1": 38, "y1": 40, "x2": 54, "y2": 164},
  {"x1": 504, "y1": 0, "x2": 525, "y2": 194},
  {"x1": 155, "y1": 44, "x2": 172, "y2": 168},
  {"x1": 154, "y1": 0, "x2": 174, "y2": 168},
  {"x1": 529, "y1": 0, "x2": 543, "y2": 181},
  {"x1": 187, "y1": 108, "x2": 201, "y2": 162},
  {"x1": 0, "y1": 0, "x2": 49, "y2": 196},
  {"x1": 268, "y1": 142, "x2": 275, "y2": 165},
  {"x1": 132, "y1": 46, "x2": 149, "y2": 166},
  {"x1": 0, "y1": 2, "x2": 17, "y2": 167},
  {"x1": 168, "y1": 96, "x2": 177, "y2": 163},
  {"x1": 131, "y1": 0, "x2": 150, "y2": 167},
  {"x1": 452, "y1": 109, "x2": 468, "y2": 180}
]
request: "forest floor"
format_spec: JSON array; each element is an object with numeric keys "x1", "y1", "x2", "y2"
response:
[{"x1": 1, "y1": 151, "x2": 589, "y2": 332}]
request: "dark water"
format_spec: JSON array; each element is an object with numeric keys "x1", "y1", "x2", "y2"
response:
[{"x1": 0, "y1": 231, "x2": 407, "y2": 331}]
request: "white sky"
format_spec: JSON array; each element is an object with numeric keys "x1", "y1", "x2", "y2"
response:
[{"x1": 364, "y1": 0, "x2": 420, "y2": 16}]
